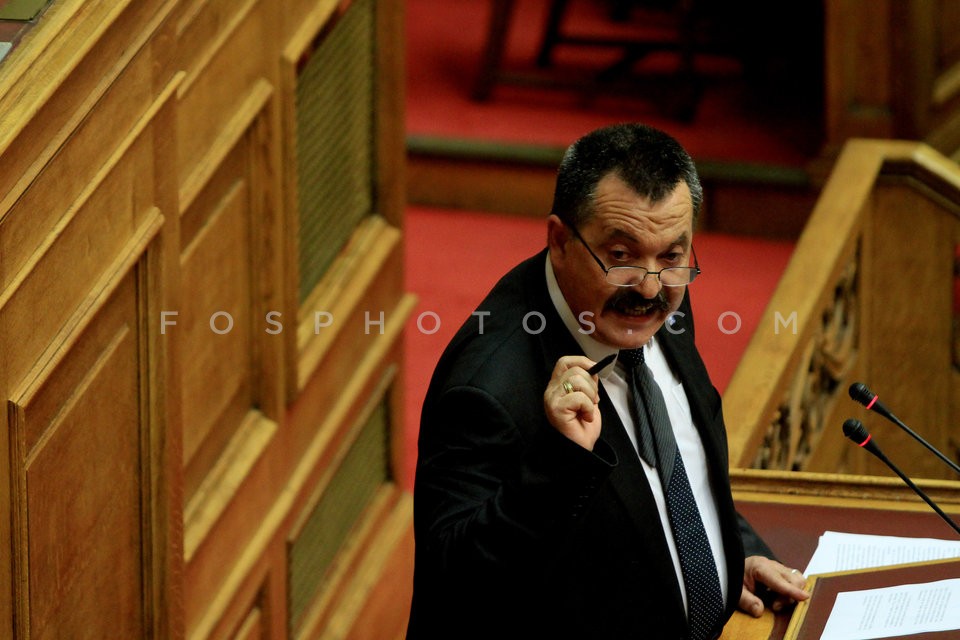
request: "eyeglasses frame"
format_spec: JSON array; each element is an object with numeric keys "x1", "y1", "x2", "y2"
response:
[{"x1": 565, "y1": 221, "x2": 701, "y2": 288}]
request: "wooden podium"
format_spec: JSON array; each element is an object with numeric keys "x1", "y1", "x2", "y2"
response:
[{"x1": 719, "y1": 470, "x2": 960, "y2": 640}]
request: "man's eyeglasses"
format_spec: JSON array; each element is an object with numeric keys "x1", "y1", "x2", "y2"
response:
[{"x1": 566, "y1": 223, "x2": 701, "y2": 288}]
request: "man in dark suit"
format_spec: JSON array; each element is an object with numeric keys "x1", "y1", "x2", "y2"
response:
[{"x1": 408, "y1": 124, "x2": 808, "y2": 639}]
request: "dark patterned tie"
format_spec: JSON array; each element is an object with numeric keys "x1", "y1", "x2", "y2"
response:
[{"x1": 620, "y1": 347, "x2": 724, "y2": 640}]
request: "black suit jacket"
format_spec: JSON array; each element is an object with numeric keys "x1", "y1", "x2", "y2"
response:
[{"x1": 408, "y1": 250, "x2": 772, "y2": 639}]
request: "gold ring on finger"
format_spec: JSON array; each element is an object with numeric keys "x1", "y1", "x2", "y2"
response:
[{"x1": 562, "y1": 381, "x2": 574, "y2": 394}]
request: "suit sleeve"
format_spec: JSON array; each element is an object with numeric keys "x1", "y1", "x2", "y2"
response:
[
  {"x1": 737, "y1": 512, "x2": 775, "y2": 559},
  {"x1": 414, "y1": 384, "x2": 617, "y2": 579}
]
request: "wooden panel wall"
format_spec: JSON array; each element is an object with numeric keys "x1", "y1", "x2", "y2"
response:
[
  {"x1": 826, "y1": 0, "x2": 960, "y2": 159},
  {"x1": 0, "y1": 0, "x2": 410, "y2": 638}
]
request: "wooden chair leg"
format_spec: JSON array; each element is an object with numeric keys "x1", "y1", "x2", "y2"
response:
[
  {"x1": 672, "y1": 0, "x2": 702, "y2": 121},
  {"x1": 473, "y1": 0, "x2": 516, "y2": 101},
  {"x1": 536, "y1": 0, "x2": 570, "y2": 68}
]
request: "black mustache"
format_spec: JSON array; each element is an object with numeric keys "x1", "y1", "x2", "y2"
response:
[{"x1": 604, "y1": 289, "x2": 671, "y2": 314}]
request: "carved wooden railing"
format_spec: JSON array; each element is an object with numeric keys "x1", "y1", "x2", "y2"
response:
[{"x1": 724, "y1": 140, "x2": 960, "y2": 480}]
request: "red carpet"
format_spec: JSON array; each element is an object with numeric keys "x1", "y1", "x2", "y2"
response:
[
  {"x1": 406, "y1": 0, "x2": 821, "y2": 166},
  {"x1": 401, "y1": 206, "x2": 795, "y2": 489}
]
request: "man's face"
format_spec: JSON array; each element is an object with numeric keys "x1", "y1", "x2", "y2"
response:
[{"x1": 548, "y1": 173, "x2": 695, "y2": 350}]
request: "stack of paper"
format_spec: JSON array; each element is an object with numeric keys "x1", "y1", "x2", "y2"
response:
[
  {"x1": 822, "y1": 577, "x2": 960, "y2": 640},
  {"x1": 805, "y1": 530, "x2": 960, "y2": 576},
  {"x1": 805, "y1": 531, "x2": 960, "y2": 639}
]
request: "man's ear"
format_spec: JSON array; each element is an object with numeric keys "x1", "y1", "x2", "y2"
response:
[{"x1": 546, "y1": 215, "x2": 569, "y2": 255}]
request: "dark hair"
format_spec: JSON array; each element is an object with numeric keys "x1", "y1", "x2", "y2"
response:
[{"x1": 549, "y1": 123, "x2": 702, "y2": 227}]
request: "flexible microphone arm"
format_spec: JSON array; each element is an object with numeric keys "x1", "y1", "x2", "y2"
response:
[
  {"x1": 843, "y1": 419, "x2": 960, "y2": 538},
  {"x1": 848, "y1": 382, "x2": 960, "y2": 476}
]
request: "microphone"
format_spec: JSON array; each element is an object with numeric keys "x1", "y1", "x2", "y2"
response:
[
  {"x1": 843, "y1": 419, "x2": 960, "y2": 537},
  {"x1": 848, "y1": 382, "x2": 960, "y2": 476}
]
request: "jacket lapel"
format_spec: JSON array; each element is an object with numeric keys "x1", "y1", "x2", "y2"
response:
[
  {"x1": 596, "y1": 387, "x2": 688, "y2": 623},
  {"x1": 596, "y1": 389, "x2": 662, "y2": 537}
]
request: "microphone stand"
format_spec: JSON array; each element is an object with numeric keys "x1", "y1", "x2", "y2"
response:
[
  {"x1": 883, "y1": 414, "x2": 960, "y2": 477},
  {"x1": 850, "y1": 383, "x2": 960, "y2": 476},
  {"x1": 844, "y1": 419, "x2": 960, "y2": 538},
  {"x1": 869, "y1": 444, "x2": 960, "y2": 537}
]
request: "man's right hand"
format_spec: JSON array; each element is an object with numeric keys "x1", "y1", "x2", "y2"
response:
[{"x1": 543, "y1": 356, "x2": 602, "y2": 451}]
